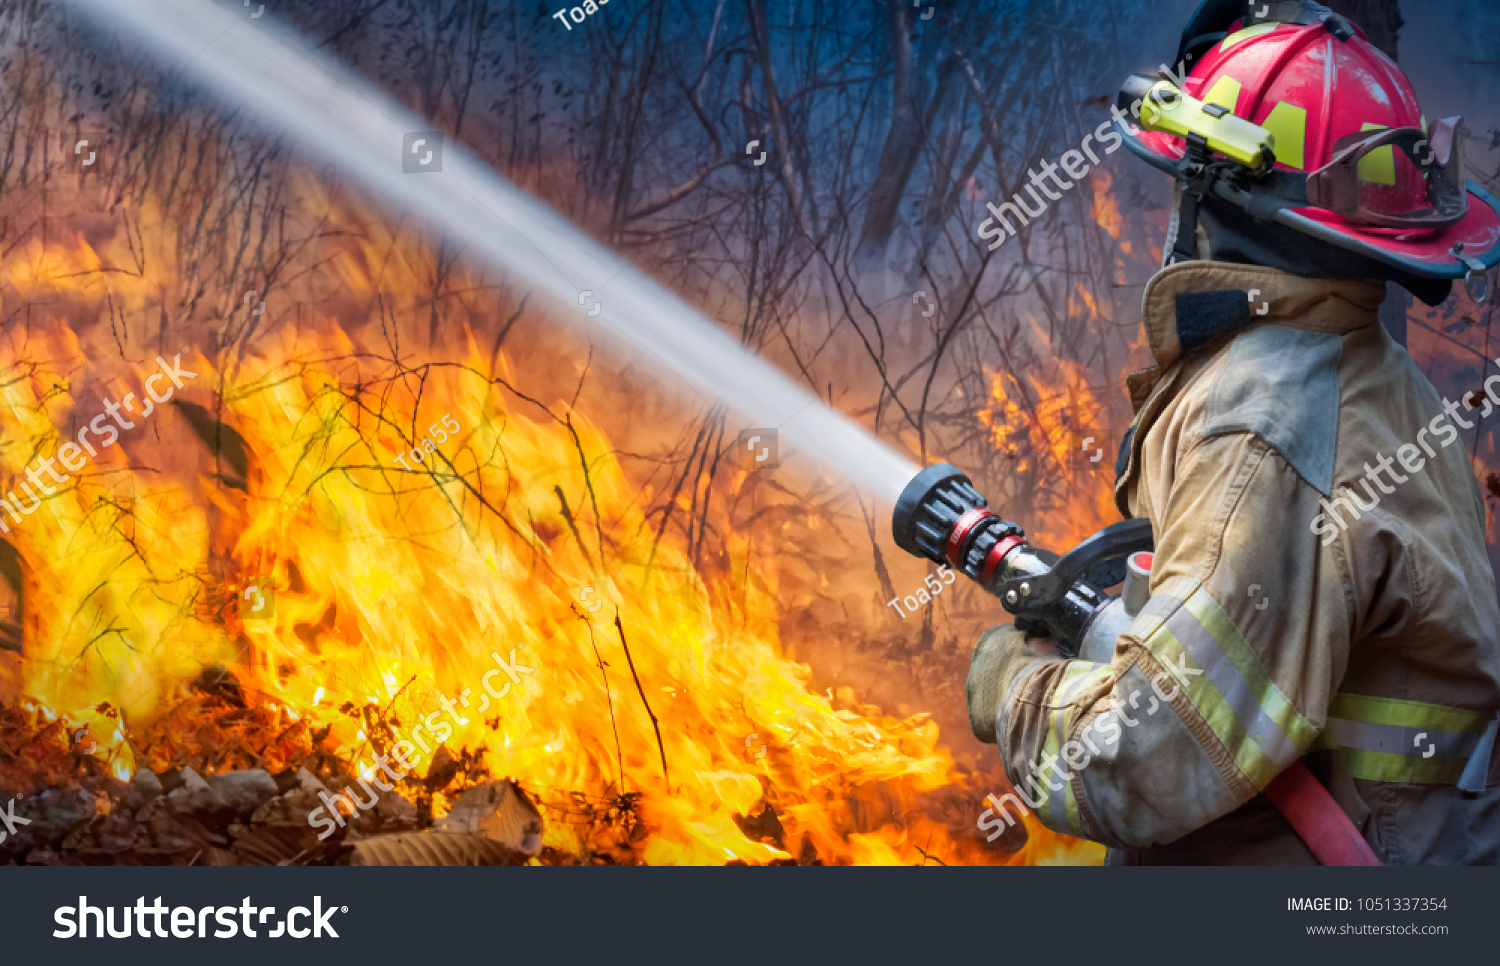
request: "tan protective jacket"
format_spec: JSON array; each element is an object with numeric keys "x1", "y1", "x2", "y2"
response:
[{"x1": 987, "y1": 261, "x2": 1500, "y2": 864}]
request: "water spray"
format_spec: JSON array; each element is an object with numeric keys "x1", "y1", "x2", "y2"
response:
[
  {"x1": 70, "y1": 0, "x2": 1149, "y2": 658},
  {"x1": 69, "y1": 0, "x2": 918, "y2": 503},
  {"x1": 892, "y1": 464, "x2": 1154, "y2": 659}
]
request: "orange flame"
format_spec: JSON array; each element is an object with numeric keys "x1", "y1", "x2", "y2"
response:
[
  {"x1": 0, "y1": 166, "x2": 1112, "y2": 865},
  {"x1": 975, "y1": 353, "x2": 1117, "y2": 549},
  {"x1": 0, "y1": 314, "x2": 1099, "y2": 864},
  {"x1": 1090, "y1": 168, "x2": 1130, "y2": 256}
]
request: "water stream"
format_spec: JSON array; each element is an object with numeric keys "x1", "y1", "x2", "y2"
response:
[{"x1": 68, "y1": 0, "x2": 921, "y2": 502}]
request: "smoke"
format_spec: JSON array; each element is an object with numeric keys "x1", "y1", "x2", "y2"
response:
[{"x1": 64, "y1": 0, "x2": 921, "y2": 502}]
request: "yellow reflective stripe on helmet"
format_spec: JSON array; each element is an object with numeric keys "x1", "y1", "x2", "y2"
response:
[
  {"x1": 1202, "y1": 75, "x2": 1243, "y2": 113},
  {"x1": 1356, "y1": 122, "x2": 1397, "y2": 185},
  {"x1": 1260, "y1": 101, "x2": 1307, "y2": 169},
  {"x1": 1324, "y1": 692, "x2": 1495, "y2": 784},
  {"x1": 1042, "y1": 661, "x2": 1109, "y2": 836},
  {"x1": 1219, "y1": 22, "x2": 1279, "y2": 52},
  {"x1": 1131, "y1": 577, "x2": 1316, "y2": 789}
]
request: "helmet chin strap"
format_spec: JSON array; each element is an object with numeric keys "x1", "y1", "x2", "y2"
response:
[
  {"x1": 1166, "y1": 181, "x2": 1204, "y2": 266},
  {"x1": 1191, "y1": 193, "x2": 1458, "y2": 307},
  {"x1": 1161, "y1": 183, "x2": 1183, "y2": 269}
]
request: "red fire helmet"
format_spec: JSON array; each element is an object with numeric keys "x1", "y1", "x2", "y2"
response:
[{"x1": 1120, "y1": 3, "x2": 1500, "y2": 286}]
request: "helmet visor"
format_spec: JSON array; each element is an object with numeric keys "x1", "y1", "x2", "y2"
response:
[{"x1": 1304, "y1": 117, "x2": 1469, "y2": 230}]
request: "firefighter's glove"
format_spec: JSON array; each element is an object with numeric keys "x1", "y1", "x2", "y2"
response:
[{"x1": 966, "y1": 625, "x2": 1059, "y2": 744}]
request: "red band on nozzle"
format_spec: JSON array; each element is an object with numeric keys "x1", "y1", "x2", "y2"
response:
[
  {"x1": 981, "y1": 535, "x2": 1026, "y2": 587},
  {"x1": 945, "y1": 507, "x2": 994, "y2": 569}
]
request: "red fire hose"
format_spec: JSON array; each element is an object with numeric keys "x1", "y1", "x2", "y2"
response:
[{"x1": 1264, "y1": 759, "x2": 1381, "y2": 866}]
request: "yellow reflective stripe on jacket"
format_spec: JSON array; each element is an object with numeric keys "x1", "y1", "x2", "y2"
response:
[
  {"x1": 1131, "y1": 576, "x2": 1317, "y2": 789},
  {"x1": 1323, "y1": 692, "x2": 1494, "y2": 784},
  {"x1": 1041, "y1": 661, "x2": 1111, "y2": 836},
  {"x1": 1330, "y1": 693, "x2": 1493, "y2": 735}
]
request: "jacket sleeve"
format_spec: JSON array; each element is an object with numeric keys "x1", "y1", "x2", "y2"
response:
[{"x1": 991, "y1": 430, "x2": 1349, "y2": 848}]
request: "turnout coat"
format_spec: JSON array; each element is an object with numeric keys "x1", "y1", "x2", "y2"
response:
[{"x1": 984, "y1": 261, "x2": 1500, "y2": 864}]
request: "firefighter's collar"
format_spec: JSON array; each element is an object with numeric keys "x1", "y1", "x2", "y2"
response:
[{"x1": 1140, "y1": 261, "x2": 1386, "y2": 371}]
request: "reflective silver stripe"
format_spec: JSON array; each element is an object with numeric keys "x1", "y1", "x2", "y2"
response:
[
  {"x1": 1048, "y1": 669, "x2": 1097, "y2": 829},
  {"x1": 1137, "y1": 589, "x2": 1185, "y2": 623},
  {"x1": 1459, "y1": 717, "x2": 1500, "y2": 793},
  {"x1": 1164, "y1": 603, "x2": 1301, "y2": 769},
  {"x1": 1326, "y1": 718, "x2": 1484, "y2": 760}
]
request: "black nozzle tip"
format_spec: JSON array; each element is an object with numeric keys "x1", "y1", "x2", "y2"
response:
[{"x1": 892, "y1": 463, "x2": 970, "y2": 556}]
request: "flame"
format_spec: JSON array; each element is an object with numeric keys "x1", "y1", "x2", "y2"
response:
[
  {"x1": 6, "y1": 235, "x2": 109, "y2": 303},
  {"x1": 975, "y1": 354, "x2": 1117, "y2": 549},
  {"x1": 0, "y1": 155, "x2": 1111, "y2": 864},
  {"x1": 0, "y1": 302, "x2": 1096, "y2": 864},
  {"x1": 1089, "y1": 168, "x2": 1129, "y2": 255},
  {"x1": 1069, "y1": 283, "x2": 1102, "y2": 321}
]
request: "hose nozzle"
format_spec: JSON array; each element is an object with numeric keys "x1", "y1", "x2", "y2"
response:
[
  {"x1": 891, "y1": 463, "x2": 1154, "y2": 656},
  {"x1": 892, "y1": 464, "x2": 1025, "y2": 586}
]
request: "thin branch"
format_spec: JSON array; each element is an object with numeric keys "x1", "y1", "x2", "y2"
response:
[
  {"x1": 614, "y1": 607, "x2": 669, "y2": 790},
  {"x1": 555, "y1": 484, "x2": 597, "y2": 569},
  {"x1": 573, "y1": 604, "x2": 624, "y2": 793}
]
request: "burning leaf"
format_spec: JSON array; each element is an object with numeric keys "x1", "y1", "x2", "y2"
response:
[
  {"x1": 343, "y1": 831, "x2": 530, "y2": 867},
  {"x1": 432, "y1": 779, "x2": 543, "y2": 855}
]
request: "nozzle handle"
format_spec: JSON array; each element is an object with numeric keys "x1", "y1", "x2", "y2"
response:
[{"x1": 998, "y1": 518, "x2": 1154, "y2": 608}]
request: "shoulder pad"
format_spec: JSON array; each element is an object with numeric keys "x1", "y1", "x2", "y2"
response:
[{"x1": 1201, "y1": 325, "x2": 1341, "y2": 496}]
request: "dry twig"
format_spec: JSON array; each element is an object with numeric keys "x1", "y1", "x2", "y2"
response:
[{"x1": 613, "y1": 608, "x2": 669, "y2": 789}]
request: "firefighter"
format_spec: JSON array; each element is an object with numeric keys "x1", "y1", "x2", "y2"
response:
[{"x1": 965, "y1": 0, "x2": 1500, "y2": 864}]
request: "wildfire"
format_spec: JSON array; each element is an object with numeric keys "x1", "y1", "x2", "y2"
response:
[{"x1": 0, "y1": 296, "x2": 1096, "y2": 864}]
